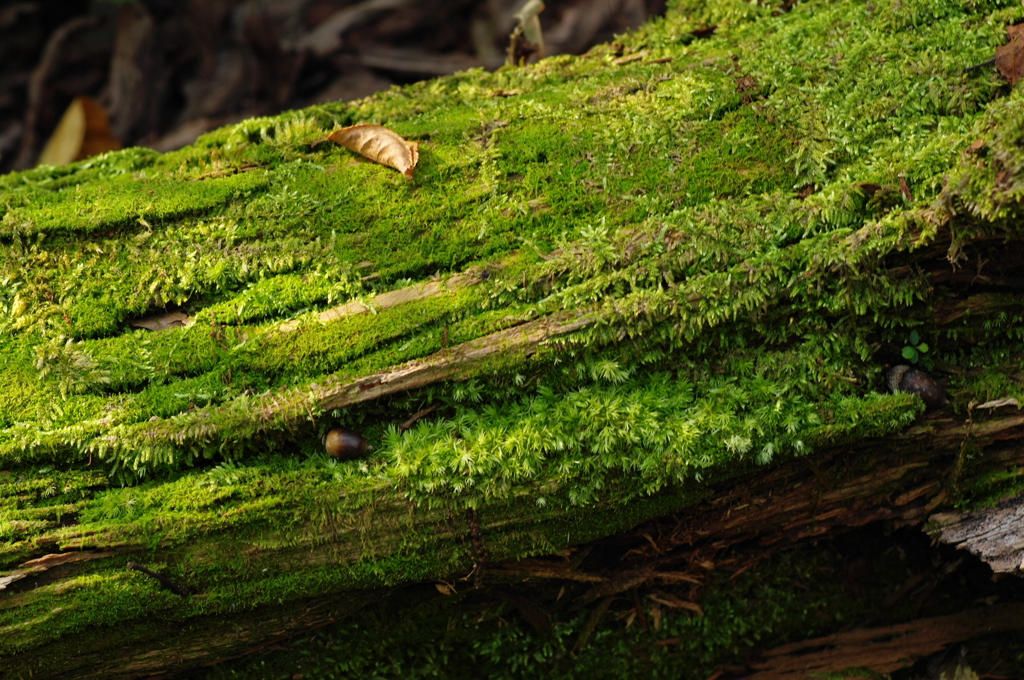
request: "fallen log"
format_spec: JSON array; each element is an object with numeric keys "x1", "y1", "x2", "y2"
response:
[{"x1": 3, "y1": 0, "x2": 1024, "y2": 677}]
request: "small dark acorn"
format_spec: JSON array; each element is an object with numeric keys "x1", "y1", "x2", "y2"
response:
[
  {"x1": 886, "y1": 365, "x2": 944, "y2": 410},
  {"x1": 324, "y1": 429, "x2": 372, "y2": 459}
]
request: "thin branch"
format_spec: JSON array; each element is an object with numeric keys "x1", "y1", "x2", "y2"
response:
[
  {"x1": 399, "y1": 404, "x2": 440, "y2": 432},
  {"x1": 127, "y1": 562, "x2": 192, "y2": 596},
  {"x1": 312, "y1": 309, "x2": 593, "y2": 412}
]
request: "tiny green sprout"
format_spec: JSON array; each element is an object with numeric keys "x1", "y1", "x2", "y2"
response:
[{"x1": 901, "y1": 330, "x2": 929, "y2": 364}]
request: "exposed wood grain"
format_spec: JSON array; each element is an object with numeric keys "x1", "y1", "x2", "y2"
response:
[
  {"x1": 746, "y1": 603, "x2": 1024, "y2": 678},
  {"x1": 930, "y1": 493, "x2": 1024, "y2": 574},
  {"x1": 312, "y1": 310, "x2": 594, "y2": 412},
  {"x1": 274, "y1": 272, "x2": 479, "y2": 334}
]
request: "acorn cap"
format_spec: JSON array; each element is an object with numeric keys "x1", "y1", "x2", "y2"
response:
[
  {"x1": 885, "y1": 365, "x2": 910, "y2": 394},
  {"x1": 886, "y1": 365, "x2": 944, "y2": 410}
]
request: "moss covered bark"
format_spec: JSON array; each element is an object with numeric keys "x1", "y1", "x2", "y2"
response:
[{"x1": 3, "y1": 0, "x2": 1024, "y2": 675}]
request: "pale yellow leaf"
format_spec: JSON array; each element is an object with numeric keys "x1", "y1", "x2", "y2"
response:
[{"x1": 38, "y1": 96, "x2": 121, "y2": 167}]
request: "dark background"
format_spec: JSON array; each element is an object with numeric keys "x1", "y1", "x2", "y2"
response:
[{"x1": 0, "y1": 0, "x2": 666, "y2": 173}]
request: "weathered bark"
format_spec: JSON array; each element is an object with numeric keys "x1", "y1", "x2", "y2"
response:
[
  {"x1": 930, "y1": 488, "x2": 1024, "y2": 575},
  {"x1": 317, "y1": 309, "x2": 594, "y2": 411}
]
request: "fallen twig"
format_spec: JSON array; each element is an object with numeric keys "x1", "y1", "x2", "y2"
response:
[
  {"x1": 399, "y1": 403, "x2": 439, "y2": 431},
  {"x1": 127, "y1": 562, "x2": 192, "y2": 596}
]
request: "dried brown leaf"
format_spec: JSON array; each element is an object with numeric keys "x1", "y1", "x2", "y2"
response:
[
  {"x1": 996, "y1": 24, "x2": 1024, "y2": 86},
  {"x1": 899, "y1": 175, "x2": 914, "y2": 202},
  {"x1": 323, "y1": 124, "x2": 419, "y2": 179},
  {"x1": 736, "y1": 74, "x2": 759, "y2": 93}
]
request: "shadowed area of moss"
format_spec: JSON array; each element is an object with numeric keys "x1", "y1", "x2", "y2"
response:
[
  {"x1": 186, "y1": 525, "x2": 1024, "y2": 680},
  {"x1": 2, "y1": 0, "x2": 1024, "y2": 670}
]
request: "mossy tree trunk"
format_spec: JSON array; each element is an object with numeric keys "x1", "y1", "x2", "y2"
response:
[{"x1": 3, "y1": 0, "x2": 1024, "y2": 677}]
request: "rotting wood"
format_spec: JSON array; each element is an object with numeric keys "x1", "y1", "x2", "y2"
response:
[
  {"x1": 486, "y1": 559, "x2": 607, "y2": 583},
  {"x1": 625, "y1": 422, "x2": 956, "y2": 561},
  {"x1": 929, "y1": 492, "x2": 1024, "y2": 574},
  {"x1": 311, "y1": 309, "x2": 594, "y2": 412},
  {"x1": 934, "y1": 292, "x2": 1024, "y2": 325},
  {"x1": 7, "y1": 410, "x2": 1024, "y2": 679},
  {"x1": 149, "y1": 306, "x2": 586, "y2": 433},
  {"x1": 18, "y1": 552, "x2": 113, "y2": 569},
  {"x1": 745, "y1": 603, "x2": 1024, "y2": 678},
  {"x1": 486, "y1": 412, "x2": 1024, "y2": 618},
  {"x1": 578, "y1": 568, "x2": 667, "y2": 605},
  {"x1": 1, "y1": 551, "x2": 116, "y2": 592},
  {"x1": 274, "y1": 272, "x2": 480, "y2": 334},
  {"x1": 123, "y1": 300, "x2": 590, "y2": 449},
  {"x1": 12, "y1": 591, "x2": 388, "y2": 680},
  {"x1": 0, "y1": 486, "x2": 690, "y2": 679}
]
